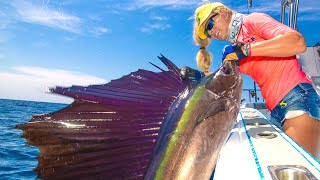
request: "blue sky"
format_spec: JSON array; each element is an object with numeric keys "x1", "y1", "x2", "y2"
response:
[{"x1": 0, "y1": 0, "x2": 319, "y2": 103}]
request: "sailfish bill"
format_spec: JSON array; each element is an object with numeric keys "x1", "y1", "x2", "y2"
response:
[{"x1": 17, "y1": 55, "x2": 242, "y2": 179}]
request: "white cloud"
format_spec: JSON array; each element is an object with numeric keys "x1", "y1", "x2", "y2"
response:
[
  {"x1": 151, "y1": 15, "x2": 168, "y2": 21},
  {"x1": 123, "y1": 0, "x2": 206, "y2": 10},
  {"x1": 298, "y1": 14, "x2": 320, "y2": 21},
  {"x1": 118, "y1": 0, "x2": 319, "y2": 21},
  {"x1": 13, "y1": 1, "x2": 82, "y2": 34},
  {"x1": 88, "y1": 27, "x2": 110, "y2": 37},
  {"x1": 297, "y1": 6, "x2": 320, "y2": 21},
  {"x1": 139, "y1": 15, "x2": 171, "y2": 34},
  {"x1": 0, "y1": 66, "x2": 107, "y2": 103},
  {"x1": 244, "y1": 1, "x2": 320, "y2": 22},
  {"x1": 0, "y1": 10, "x2": 11, "y2": 30},
  {"x1": 132, "y1": 0, "x2": 201, "y2": 7},
  {"x1": 64, "y1": 36, "x2": 77, "y2": 41},
  {"x1": 233, "y1": 1, "x2": 280, "y2": 14},
  {"x1": 88, "y1": 14, "x2": 102, "y2": 21},
  {"x1": 140, "y1": 23, "x2": 171, "y2": 33}
]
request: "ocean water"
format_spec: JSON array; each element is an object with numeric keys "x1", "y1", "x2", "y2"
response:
[{"x1": 0, "y1": 99, "x2": 68, "y2": 180}]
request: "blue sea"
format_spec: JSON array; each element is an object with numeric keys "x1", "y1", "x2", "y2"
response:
[{"x1": 0, "y1": 99, "x2": 68, "y2": 180}]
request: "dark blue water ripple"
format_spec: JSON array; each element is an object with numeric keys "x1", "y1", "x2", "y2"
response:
[{"x1": 0, "y1": 99, "x2": 68, "y2": 180}]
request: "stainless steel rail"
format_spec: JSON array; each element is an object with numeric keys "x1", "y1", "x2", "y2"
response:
[{"x1": 281, "y1": 0, "x2": 299, "y2": 30}]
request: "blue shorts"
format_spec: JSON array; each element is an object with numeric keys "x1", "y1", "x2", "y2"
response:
[{"x1": 270, "y1": 83, "x2": 320, "y2": 128}]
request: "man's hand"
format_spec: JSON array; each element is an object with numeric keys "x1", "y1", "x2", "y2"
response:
[
  {"x1": 222, "y1": 43, "x2": 248, "y2": 63},
  {"x1": 180, "y1": 66, "x2": 205, "y2": 81}
]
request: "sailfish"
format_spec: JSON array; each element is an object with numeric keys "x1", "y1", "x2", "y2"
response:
[{"x1": 17, "y1": 54, "x2": 243, "y2": 179}]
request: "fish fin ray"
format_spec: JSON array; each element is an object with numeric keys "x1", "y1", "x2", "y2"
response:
[{"x1": 17, "y1": 55, "x2": 190, "y2": 179}]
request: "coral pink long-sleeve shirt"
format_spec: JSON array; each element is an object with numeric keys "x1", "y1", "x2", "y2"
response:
[{"x1": 236, "y1": 13, "x2": 311, "y2": 110}]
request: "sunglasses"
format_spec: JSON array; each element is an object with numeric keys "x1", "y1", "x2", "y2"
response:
[{"x1": 205, "y1": 14, "x2": 218, "y2": 37}]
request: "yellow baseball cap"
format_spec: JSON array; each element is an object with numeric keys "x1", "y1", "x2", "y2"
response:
[{"x1": 195, "y1": 2, "x2": 225, "y2": 40}]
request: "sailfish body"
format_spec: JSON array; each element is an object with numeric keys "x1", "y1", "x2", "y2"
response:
[
  {"x1": 17, "y1": 55, "x2": 242, "y2": 180},
  {"x1": 146, "y1": 62, "x2": 242, "y2": 179}
]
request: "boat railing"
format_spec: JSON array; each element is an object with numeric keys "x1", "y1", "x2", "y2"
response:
[{"x1": 281, "y1": 0, "x2": 299, "y2": 30}]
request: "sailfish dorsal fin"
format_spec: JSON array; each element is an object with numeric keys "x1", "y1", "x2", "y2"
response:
[{"x1": 17, "y1": 55, "x2": 191, "y2": 179}]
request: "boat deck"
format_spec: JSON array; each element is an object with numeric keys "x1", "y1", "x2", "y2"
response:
[{"x1": 213, "y1": 107, "x2": 320, "y2": 180}]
